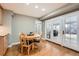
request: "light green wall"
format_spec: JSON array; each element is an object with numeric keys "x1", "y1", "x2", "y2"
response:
[
  {"x1": 12, "y1": 14, "x2": 38, "y2": 43},
  {"x1": 3, "y1": 10, "x2": 13, "y2": 45},
  {"x1": 3, "y1": 10, "x2": 40, "y2": 45}
]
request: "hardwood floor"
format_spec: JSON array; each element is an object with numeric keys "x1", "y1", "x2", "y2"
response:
[{"x1": 5, "y1": 40, "x2": 79, "y2": 56}]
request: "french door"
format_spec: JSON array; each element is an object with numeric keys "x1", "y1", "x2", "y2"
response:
[
  {"x1": 63, "y1": 15, "x2": 78, "y2": 50},
  {"x1": 63, "y1": 17, "x2": 71, "y2": 47},
  {"x1": 51, "y1": 19, "x2": 62, "y2": 44},
  {"x1": 69, "y1": 16, "x2": 78, "y2": 50},
  {"x1": 36, "y1": 23, "x2": 42, "y2": 34},
  {"x1": 45, "y1": 11, "x2": 79, "y2": 51},
  {"x1": 45, "y1": 22, "x2": 52, "y2": 39}
]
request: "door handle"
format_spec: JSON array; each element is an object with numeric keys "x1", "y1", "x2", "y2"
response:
[{"x1": 62, "y1": 31, "x2": 64, "y2": 34}]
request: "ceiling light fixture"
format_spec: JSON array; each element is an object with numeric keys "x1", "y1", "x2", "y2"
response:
[
  {"x1": 35, "y1": 5, "x2": 39, "y2": 8},
  {"x1": 41, "y1": 8, "x2": 46, "y2": 11}
]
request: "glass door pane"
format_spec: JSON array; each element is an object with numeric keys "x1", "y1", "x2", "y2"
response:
[
  {"x1": 36, "y1": 23, "x2": 42, "y2": 34},
  {"x1": 53, "y1": 24, "x2": 59, "y2": 37},
  {"x1": 65, "y1": 23, "x2": 71, "y2": 40},
  {"x1": 70, "y1": 22, "x2": 77, "y2": 43},
  {"x1": 46, "y1": 23, "x2": 51, "y2": 39},
  {"x1": 64, "y1": 16, "x2": 78, "y2": 48},
  {"x1": 64, "y1": 17, "x2": 71, "y2": 47},
  {"x1": 70, "y1": 16, "x2": 78, "y2": 49},
  {"x1": 52, "y1": 22, "x2": 61, "y2": 43}
]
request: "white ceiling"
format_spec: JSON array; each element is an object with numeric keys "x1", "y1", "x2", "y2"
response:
[{"x1": 1, "y1": 3, "x2": 67, "y2": 18}]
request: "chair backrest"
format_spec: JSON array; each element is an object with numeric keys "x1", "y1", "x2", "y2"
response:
[
  {"x1": 20, "y1": 33, "x2": 26, "y2": 45},
  {"x1": 20, "y1": 34, "x2": 33, "y2": 46}
]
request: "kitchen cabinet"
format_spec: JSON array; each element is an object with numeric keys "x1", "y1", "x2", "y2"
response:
[
  {"x1": 0, "y1": 7, "x2": 3, "y2": 25},
  {"x1": 0, "y1": 34, "x2": 8, "y2": 56}
]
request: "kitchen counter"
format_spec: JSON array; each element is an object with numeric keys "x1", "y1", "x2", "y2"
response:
[
  {"x1": 0, "y1": 26, "x2": 9, "y2": 36},
  {"x1": 0, "y1": 33, "x2": 9, "y2": 36}
]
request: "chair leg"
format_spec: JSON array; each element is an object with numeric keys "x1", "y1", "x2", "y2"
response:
[
  {"x1": 21, "y1": 46, "x2": 23, "y2": 54},
  {"x1": 28, "y1": 47, "x2": 30, "y2": 55},
  {"x1": 32, "y1": 43, "x2": 34, "y2": 50}
]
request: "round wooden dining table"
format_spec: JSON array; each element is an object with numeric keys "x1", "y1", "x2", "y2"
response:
[{"x1": 20, "y1": 34, "x2": 40, "y2": 55}]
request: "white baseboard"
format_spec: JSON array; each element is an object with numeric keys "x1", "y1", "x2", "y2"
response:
[{"x1": 8, "y1": 42, "x2": 20, "y2": 48}]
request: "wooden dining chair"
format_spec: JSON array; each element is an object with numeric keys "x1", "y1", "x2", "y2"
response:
[
  {"x1": 19, "y1": 32, "x2": 26, "y2": 53},
  {"x1": 20, "y1": 34, "x2": 34, "y2": 55},
  {"x1": 33, "y1": 33, "x2": 42, "y2": 49}
]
